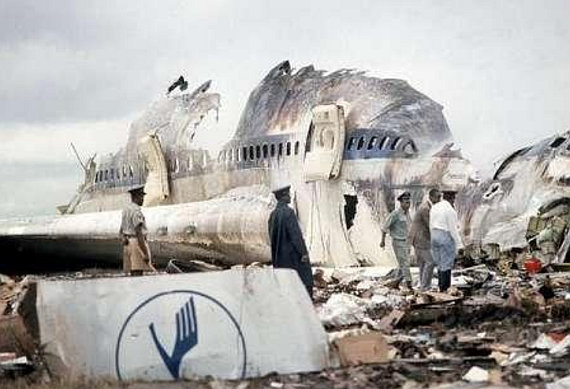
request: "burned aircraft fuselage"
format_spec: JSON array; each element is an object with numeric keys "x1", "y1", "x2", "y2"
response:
[
  {"x1": 459, "y1": 131, "x2": 570, "y2": 257},
  {"x1": 0, "y1": 61, "x2": 474, "y2": 270}
]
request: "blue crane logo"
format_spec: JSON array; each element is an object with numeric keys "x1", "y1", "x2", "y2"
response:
[{"x1": 115, "y1": 290, "x2": 247, "y2": 380}]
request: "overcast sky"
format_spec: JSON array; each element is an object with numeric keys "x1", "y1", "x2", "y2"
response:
[{"x1": 1, "y1": 0, "x2": 569, "y2": 217}]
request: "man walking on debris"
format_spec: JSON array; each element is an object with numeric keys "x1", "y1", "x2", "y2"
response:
[
  {"x1": 119, "y1": 185, "x2": 154, "y2": 276},
  {"x1": 381, "y1": 191, "x2": 413, "y2": 289},
  {"x1": 268, "y1": 185, "x2": 314, "y2": 298},
  {"x1": 409, "y1": 188, "x2": 441, "y2": 291},
  {"x1": 429, "y1": 191, "x2": 462, "y2": 292}
]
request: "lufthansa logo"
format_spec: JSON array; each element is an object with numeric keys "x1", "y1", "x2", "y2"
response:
[{"x1": 115, "y1": 290, "x2": 247, "y2": 380}]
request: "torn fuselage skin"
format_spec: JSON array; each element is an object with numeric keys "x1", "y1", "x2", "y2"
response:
[
  {"x1": 459, "y1": 130, "x2": 570, "y2": 263},
  {"x1": 0, "y1": 61, "x2": 475, "y2": 270}
]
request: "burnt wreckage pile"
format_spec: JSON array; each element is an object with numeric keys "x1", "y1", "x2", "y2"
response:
[{"x1": 3, "y1": 263, "x2": 570, "y2": 388}]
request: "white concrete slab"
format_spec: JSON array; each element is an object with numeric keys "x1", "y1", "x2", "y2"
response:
[{"x1": 35, "y1": 269, "x2": 329, "y2": 380}]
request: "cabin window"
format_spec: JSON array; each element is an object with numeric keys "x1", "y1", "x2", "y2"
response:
[
  {"x1": 368, "y1": 136, "x2": 378, "y2": 150},
  {"x1": 551, "y1": 137, "x2": 566, "y2": 148},
  {"x1": 110, "y1": 168, "x2": 115, "y2": 181},
  {"x1": 262, "y1": 144, "x2": 268, "y2": 158},
  {"x1": 256, "y1": 145, "x2": 261, "y2": 159},
  {"x1": 357, "y1": 136, "x2": 365, "y2": 150},
  {"x1": 270, "y1": 144, "x2": 276, "y2": 157},
  {"x1": 294, "y1": 141, "x2": 300, "y2": 155},
  {"x1": 278, "y1": 143, "x2": 283, "y2": 157},
  {"x1": 95, "y1": 172, "x2": 99, "y2": 183},
  {"x1": 104, "y1": 170, "x2": 108, "y2": 181},
  {"x1": 242, "y1": 147, "x2": 248, "y2": 161},
  {"x1": 236, "y1": 148, "x2": 240, "y2": 162},
  {"x1": 129, "y1": 166, "x2": 134, "y2": 178},
  {"x1": 347, "y1": 137, "x2": 357, "y2": 150},
  {"x1": 122, "y1": 166, "x2": 126, "y2": 179},
  {"x1": 286, "y1": 142, "x2": 291, "y2": 156},
  {"x1": 378, "y1": 136, "x2": 389, "y2": 150},
  {"x1": 249, "y1": 146, "x2": 254, "y2": 160},
  {"x1": 390, "y1": 137, "x2": 401, "y2": 150}
]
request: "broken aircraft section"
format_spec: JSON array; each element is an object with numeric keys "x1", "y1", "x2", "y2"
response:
[
  {"x1": 460, "y1": 130, "x2": 570, "y2": 265},
  {"x1": 0, "y1": 60, "x2": 475, "y2": 272}
]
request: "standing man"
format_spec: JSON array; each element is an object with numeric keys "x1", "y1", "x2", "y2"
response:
[
  {"x1": 381, "y1": 192, "x2": 412, "y2": 289},
  {"x1": 268, "y1": 185, "x2": 314, "y2": 298},
  {"x1": 409, "y1": 188, "x2": 441, "y2": 291},
  {"x1": 429, "y1": 191, "x2": 462, "y2": 292},
  {"x1": 119, "y1": 185, "x2": 154, "y2": 276}
]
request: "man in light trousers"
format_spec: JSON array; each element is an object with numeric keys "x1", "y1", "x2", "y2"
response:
[
  {"x1": 381, "y1": 192, "x2": 412, "y2": 289},
  {"x1": 429, "y1": 191, "x2": 462, "y2": 292}
]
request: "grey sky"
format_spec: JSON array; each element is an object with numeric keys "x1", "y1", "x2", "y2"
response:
[{"x1": 1, "y1": 0, "x2": 569, "y2": 217}]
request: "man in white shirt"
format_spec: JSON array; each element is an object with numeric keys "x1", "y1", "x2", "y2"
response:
[{"x1": 429, "y1": 191, "x2": 462, "y2": 292}]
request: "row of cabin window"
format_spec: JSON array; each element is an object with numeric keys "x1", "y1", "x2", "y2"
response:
[
  {"x1": 220, "y1": 141, "x2": 301, "y2": 163},
  {"x1": 346, "y1": 135, "x2": 417, "y2": 153},
  {"x1": 95, "y1": 166, "x2": 136, "y2": 183}
]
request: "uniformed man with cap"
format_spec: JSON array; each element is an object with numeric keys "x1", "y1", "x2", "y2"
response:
[
  {"x1": 119, "y1": 184, "x2": 154, "y2": 276},
  {"x1": 268, "y1": 185, "x2": 314, "y2": 298},
  {"x1": 381, "y1": 191, "x2": 413, "y2": 289}
]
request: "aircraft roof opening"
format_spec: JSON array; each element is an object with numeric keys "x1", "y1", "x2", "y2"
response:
[
  {"x1": 493, "y1": 146, "x2": 532, "y2": 180},
  {"x1": 551, "y1": 137, "x2": 566, "y2": 148}
]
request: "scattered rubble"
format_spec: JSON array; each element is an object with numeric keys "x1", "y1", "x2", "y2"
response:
[{"x1": 3, "y1": 254, "x2": 570, "y2": 388}]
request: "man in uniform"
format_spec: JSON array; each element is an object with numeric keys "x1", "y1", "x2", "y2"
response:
[
  {"x1": 119, "y1": 185, "x2": 154, "y2": 276},
  {"x1": 409, "y1": 188, "x2": 441, "y2": 291},
  {"x1": 268, "y1": 185, "x2": 314, "y2": 298},
  {"x1": 381, "y1": 191, "x2": 412, "y2": 289}
]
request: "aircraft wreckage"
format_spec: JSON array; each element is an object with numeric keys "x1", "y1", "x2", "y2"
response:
[
  {"x1": 459, "y1": 130, "x2": 570, "y2": 265},
  {"x1": 0, "y1": 61, "x2": 476, "y2": 271}
]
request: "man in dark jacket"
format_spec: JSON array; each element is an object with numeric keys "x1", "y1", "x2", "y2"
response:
[{"x1": 268, "y1": 185, "x2": 314, "y2": 298}]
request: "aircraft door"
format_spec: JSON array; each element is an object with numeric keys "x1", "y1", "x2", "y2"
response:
[
  {"x1": 138, "y1": 134, "x2": 170, "y2": 206},
  {"x1": 303, "y1": 104, "x2": 346, "y2": 182}
]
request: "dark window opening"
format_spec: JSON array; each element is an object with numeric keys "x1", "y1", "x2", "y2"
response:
[
  {"x1": 129, "y1": 166, "x2": 134, "y2": 178},
  {"x1": 270, "y1": 144, "x2": 276, "y2": 157},
  {"x1": 286, "y1": 142, "x2": 291, "y2": 156},
  {"x1": 262, "y1": 144, "x2": 268, "y2": 158},
  {"x1": 390, "y1": 137, "x2": 401, "y2": 150},
  {"x1": 294, "y1": 141, "x2": 300, "y2": 155},
  {"x1": 110, "y1": 168, "x2": 115, "y2": 180},
  {"x1": 368, "y1": 136, "x2": 378, "y2": 150},
  {"x1": 378, "y1": 136, "x2": 389, "y2": 150},
  {"x1": 278, "y1": 143, "x2": 283, "y2": 157},
  {"x1": 347, "y1": 137, "x2": 356, "y2": 150},
  {"x1": 551, "y1": 137, "x2": 566, "y2": 148},
  {"x1": 243, "y1": 147, "x2": 248, "y2": 161},
  {"x1": 104, "y1": 170, "x2": 108, "y2": 181},
  {"x1": 256, "y1": 145, "x2": 261, "y2": 159},
  {"x1": 357, "y1": 137, "x2": 365, "y2": 150},
  {"x1": 249, "y1": 146, "x2": 254, "y2": 160}
]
